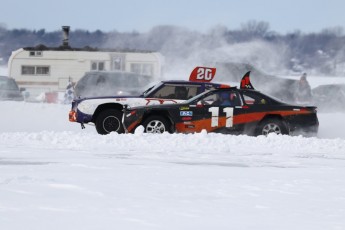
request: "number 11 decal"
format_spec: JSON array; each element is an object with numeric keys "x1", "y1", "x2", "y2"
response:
[{"x1": 208, "y1": 107, "x2": 234, "y2": 127}]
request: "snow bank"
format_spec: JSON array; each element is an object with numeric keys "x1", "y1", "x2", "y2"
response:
[
  {"x1": 1, "y1": 100, "x2": 345, "y2": 170},
  {"x1": 1, "y1": 130, "x2": 345, "y2": 168}
]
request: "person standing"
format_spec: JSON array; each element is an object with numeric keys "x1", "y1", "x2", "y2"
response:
[
  {"x1": 64, "y1": 81, "x2": 75, "y2": 104},
  {"x1": 294, "y1": 73, "x2": 312, "y2": 104}
]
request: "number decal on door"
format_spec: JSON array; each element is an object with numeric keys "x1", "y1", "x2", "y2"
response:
[
  {"x1": 208, "y1": 107, "x2": 234, "y2": 127},
  {"x1": 223, "y1": 107, "x2": 234, "y2": 127},
  {"x1": 208, "y1": 107, "x2": 219, "y2": 127}
]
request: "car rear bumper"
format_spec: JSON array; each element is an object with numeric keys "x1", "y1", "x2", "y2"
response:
[{"x1": 289, "y1": 114, "x2": 319, "y2": 136}]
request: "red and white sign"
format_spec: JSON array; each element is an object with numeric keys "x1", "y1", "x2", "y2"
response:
[{"x1": 189, "y1": 67, "x2": 216, "y2": 82}]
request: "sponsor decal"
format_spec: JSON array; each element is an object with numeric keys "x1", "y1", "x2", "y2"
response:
[
  {"x1": 180, "y1": 111, "x2": 193, "y2": 116},
  {"x1": 182, "y1": 117, "x2": 192, "y2": 121},
  {"x1": 179, "y1": 106, "x2": 189, "y2": 110},
  {"x1": 145, "y1": 98, "x2": 177, "y2": 105}
]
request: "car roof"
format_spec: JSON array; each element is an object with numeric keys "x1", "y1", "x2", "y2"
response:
[
  {"x1": 0, "y1": 76, "x2": 16, "y2": 81},
  {"x1": 161, "y1": 80, "x2": 199, "y2": 84},
  {"x1": 210, "y1": 87, "x2": 238, "y2": 91},
  {"x1": 160, "y1": 80, "x2": 227, "y2": 86}
]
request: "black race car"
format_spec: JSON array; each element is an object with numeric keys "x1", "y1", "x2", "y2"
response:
[{"x1": 123, "y1": 72, "x2": 319, "y2": 136}]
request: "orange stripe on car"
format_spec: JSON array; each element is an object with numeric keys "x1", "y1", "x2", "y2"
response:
[
  {"x1": 175, "y1": 110, "x2": 312, "y2": 133},
  {"x1": 127, "y1": 120, "x2": 142, "y2": 133}
]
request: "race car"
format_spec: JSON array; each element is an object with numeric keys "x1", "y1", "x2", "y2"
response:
[
  {"x1": 123, "y1": 72, "x2": 319, "y2": 136},
  {"x1": 69, "y1": 67, "x2": 230, "y2": 134}
]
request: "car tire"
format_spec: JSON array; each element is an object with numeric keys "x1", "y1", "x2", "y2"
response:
[
  {"x1": 95, "y1": 109, "x2": 124, "y2": 135},
  {"x1": 142, "y1": 116, "x2": 172, "y2": 134},
  {"x1": 256, "y1": 118, "x2": 288, "y2": 136}
]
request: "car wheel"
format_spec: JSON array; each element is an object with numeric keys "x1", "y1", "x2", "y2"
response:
[
  {"x1": 143, "y1": 116, "x2": 171, "y2": 134},
  {"x1": 256, "y1": 118, "x2": 288, "y2": 136},
  {"x1": 95, "y1": 109, "x2": 124, "y2": 134}
]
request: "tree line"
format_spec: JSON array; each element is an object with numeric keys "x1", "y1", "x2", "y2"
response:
[{"x1": 1, "y1": 21, "x2": 345, "y2": 76}]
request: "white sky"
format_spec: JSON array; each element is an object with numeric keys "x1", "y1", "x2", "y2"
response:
[{"x1": 0, "y1": 0, "x2": 344, "y2": 34}]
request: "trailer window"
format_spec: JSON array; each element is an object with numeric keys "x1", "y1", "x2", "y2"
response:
[
  {"x1": 91, "y1": 61, "x2": 105, "y2": 71},
  {"x1": 22, "y1": 66, "x2": 35, "y2": 75},
  {"x1": 36, "y1": 66, "x2": 50, "y2": 75},
  {"x1": 21, "y1": 65, "x2": 50, "y2": 75}
]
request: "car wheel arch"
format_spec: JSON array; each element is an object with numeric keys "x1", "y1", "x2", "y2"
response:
[
  {"x1": 94, "y1": 108, "x2": 125, "y2": 135},
  {"x1": 142, "y1": 111, "x2": 175, "y2": 133},
  {"x1": 255, "y1": 114, "x2": 289, "y2": 136},
  {"x1": 92, "y1": 103, "x2": 123, "y2": 122}
]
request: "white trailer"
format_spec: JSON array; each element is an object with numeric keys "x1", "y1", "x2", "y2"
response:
[{"x1": 7, "y1": 26, "x2": 164, "y2": 100}]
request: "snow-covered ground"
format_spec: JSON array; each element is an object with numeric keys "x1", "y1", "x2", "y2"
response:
[{"x1": 1, "y1": 70, "x2": 345, "y2": 229}]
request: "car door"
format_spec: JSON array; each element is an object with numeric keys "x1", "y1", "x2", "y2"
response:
[
  {"x1": 239, "y1": 90, "x2": 273, "y2": 124},
  {"x1": 184, "y1": 90, "x2": 242, "y2": 133}
]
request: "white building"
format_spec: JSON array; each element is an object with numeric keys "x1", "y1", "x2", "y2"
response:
[{"x1": 7, "y1": 26, "x2": 164, "y2": 98}]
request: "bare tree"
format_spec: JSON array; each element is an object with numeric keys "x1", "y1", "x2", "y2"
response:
[{"x1": 240, "y1": 20, "x2": 270, "y2": 37}]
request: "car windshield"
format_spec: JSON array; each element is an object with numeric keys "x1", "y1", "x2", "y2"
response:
[
  {"x1": 142, "y1": 81, "x2": 163, "y2": 97},
  {"x1": 0, "y1": 77, "x2": 19, "y2": 90}
]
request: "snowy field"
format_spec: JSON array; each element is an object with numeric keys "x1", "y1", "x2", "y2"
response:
[{"x1": 1, "y1": 73, "x2": 345, "y2": 229}]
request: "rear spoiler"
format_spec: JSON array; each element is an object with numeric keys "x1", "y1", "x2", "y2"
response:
[{"x1": 240, "y1": 71, "x2": 255, "y2": 90}]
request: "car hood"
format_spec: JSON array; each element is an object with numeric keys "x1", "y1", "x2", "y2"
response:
[
  {"x1": 127, "y1": 102, "x2": 188, "y2": 111},
  {"x1": 74, "y1": 94, "x2": 144, "y2": 102}
]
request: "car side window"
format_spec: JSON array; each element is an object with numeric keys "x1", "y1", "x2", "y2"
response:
[
  {"x1": 186, "y1": 85, "x2": 201, "y2": 99},
  {"x1": 196, "y1": 90, "x2": 241, "y2": 106},
  {"x1": 150, "y1": 85, "x2": 176, "y2": 98},
  {"x1": 150, "y1": 85, "x2": 201, "y2": 100},
  {"x1": 211, "y1": 91, "x2": 241, "y2": 106},
  {"x1": 242, "y1": 91, "x2": 268, "y2": 105}
]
